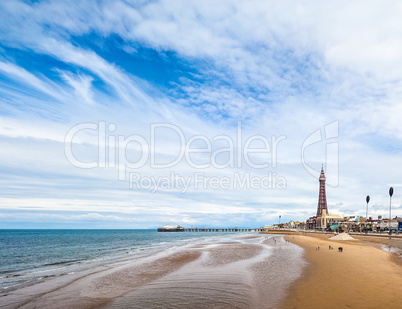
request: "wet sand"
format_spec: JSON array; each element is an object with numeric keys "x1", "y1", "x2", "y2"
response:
[
  {"x1": 104, "y1": 236, "x2": 304, "y2": 309},
  {"x1": 281, "y1": 234, "x2": 402, "y2": 309},
  {"x1": 3, "y1": 251, "x2": 202, "y2": 309},
  {"x1": 1, "y1": 234, "x2": 305, "y2": 309}
]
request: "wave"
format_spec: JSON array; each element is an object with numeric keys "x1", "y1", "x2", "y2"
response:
[{"x1": 42, "y1": 259, "x2": 84, "y2": 267}]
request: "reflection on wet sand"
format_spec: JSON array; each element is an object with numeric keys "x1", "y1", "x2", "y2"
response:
[
  {"x1": 2, "y1": 235, "x2": 305, "y2": 309},
  {"x1": 104, "y1": 236, "x2": 305, "y2": 309}
]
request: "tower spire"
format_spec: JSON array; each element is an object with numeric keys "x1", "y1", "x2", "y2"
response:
[{"x1": 317, "y1": 165, "x2": 328, "y2": 217}]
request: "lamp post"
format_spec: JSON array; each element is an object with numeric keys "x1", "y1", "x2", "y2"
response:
[
  {"x1": 279, "y1": 215, "x2": 281, "y2": 226},
  {"x1": 366, "y1": 195, "x2": 370, "y2": 232},
  {"x1": 389, "y1": 187, "x2": 393, "y2": 234}
]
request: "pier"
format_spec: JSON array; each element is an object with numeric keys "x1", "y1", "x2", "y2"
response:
[{"x1": 183, "y1": 228, "x2": 262, "y2": 232}]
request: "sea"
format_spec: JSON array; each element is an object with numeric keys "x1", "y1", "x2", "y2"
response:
[{"x1": 0, "y1": 229, "x2": 238, "y2": 292}]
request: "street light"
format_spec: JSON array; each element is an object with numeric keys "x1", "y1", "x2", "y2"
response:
[
  {"x1": 366, "y1": 195, "x2": 370, "y2": 232},
  {"x1": 389, "y1": 187, "x2": 393, "y2": 234},
  {"x1": 279, "y1": 215, "x2": 281, "y2": 226}
]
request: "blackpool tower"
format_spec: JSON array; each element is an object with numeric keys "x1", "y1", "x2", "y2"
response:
[{"x1": 316, "y1": 166, "x2": 328, "y2": 217}]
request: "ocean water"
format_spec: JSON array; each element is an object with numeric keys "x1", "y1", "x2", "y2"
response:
[{"x1": 0, "y1": 229, "x2": 236, "y2": 292}]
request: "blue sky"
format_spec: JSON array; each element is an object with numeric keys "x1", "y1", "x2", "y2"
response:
[{"x1": 1, "y1": 0, "x2": 402, "y2": 228}]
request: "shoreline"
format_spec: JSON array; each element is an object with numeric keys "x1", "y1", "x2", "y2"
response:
[
  {"x1": 280, "y1": 233, "x2": 402, "y2": 308},
  {"x1": 1, "y1": 233, "x2": 305, "y2": 309},
  {"x1": 3, "y1": 231, "x2": 402, "y2": 308}
]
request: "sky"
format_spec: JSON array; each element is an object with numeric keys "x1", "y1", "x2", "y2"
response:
[{"x1": 1, "y1": 0, "x2": 402, "y2": 228}]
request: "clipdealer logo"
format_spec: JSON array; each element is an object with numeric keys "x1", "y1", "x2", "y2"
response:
[
  {"x1": 64, "y1": 120, "x2": 340, "y2": 192},
  {"x1": 64, "y1": 122, "x2": 287, "y2": 192}
]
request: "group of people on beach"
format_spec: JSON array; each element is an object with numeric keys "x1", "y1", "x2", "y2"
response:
[{"x1": 316, "y1": 245, "x2": 342, "y2": 252}]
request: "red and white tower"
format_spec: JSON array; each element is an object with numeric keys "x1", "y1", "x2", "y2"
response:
[{"x1": 316, "y1": 166, "x2": 328, "y2": 217}]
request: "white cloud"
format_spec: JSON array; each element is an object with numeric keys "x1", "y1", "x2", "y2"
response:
[{"x1": 60, "y1": 71, "x2": 94, "y2": 105}]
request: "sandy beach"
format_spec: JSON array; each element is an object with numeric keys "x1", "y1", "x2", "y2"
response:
[
  {"x1": 3, "y1": 232, "x2": 402, "y2": 309},
  {"x1": 280, "y1": 233, "x2": 402, "y2": 309}
]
